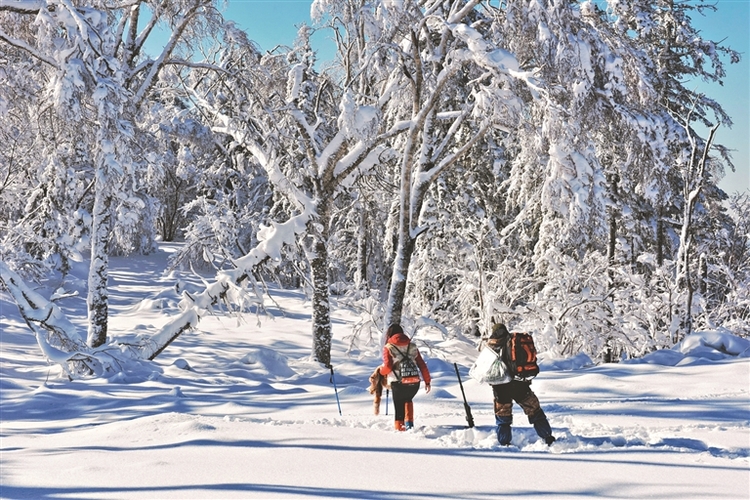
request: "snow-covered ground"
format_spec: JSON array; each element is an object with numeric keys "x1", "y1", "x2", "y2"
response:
[{"x1": 1, "y1": 244, "x2": 749, "y2": 499}]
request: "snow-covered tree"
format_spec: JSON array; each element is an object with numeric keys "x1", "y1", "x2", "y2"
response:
[
  {"x1": 0, "y1": 0, "x2": 232, "y2": 366},
  {"x1": 696, "y1": 192, "x2": 750, "y2": 335},
  {"x1": 179, "y1": 19, "x2": 415, "y2": 365},
  {"x1": 0, "y1": 10, "x2": 90, "y2": 279},
  {"x1": 313, "y1": 0, "x2": 538, "y2": 329},
  {"x1": 603, "y1": 0, "x2": 740, "y2": 342}
]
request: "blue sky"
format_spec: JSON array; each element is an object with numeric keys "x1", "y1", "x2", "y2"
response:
[{"x1": 221, "y1": 0, "x2": 748, "y2": 194}]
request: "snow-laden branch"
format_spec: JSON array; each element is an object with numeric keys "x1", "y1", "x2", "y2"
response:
[
  {"x1": 178, "y1": 98, "x2": 322, "y2": 314},
  {"x1": 377, "y1": 71, "x2": 405, "y2": 109},
  {"x1": 202, "y1": 100, "x2": 314, "y2": 214},
  {"x1": 430, "y1": 110, "x2": 467, "y2": 162},
  {"x1": 57, "y1": 0, "x2": 97, "y2": 56},
  {"x1": 0, "y1": 27, "x2": 60, "y2": 68},
  {"x1": 1, "y1": 259, "x2": 194, "y2": 371},
  {"x1": 140, "y1": 309, "x2": 200, "y2": 360},
  {"x1": 447, "y1": 0, "x2": 483, "y2": 24},
  {"x1": 175, "y1": 208, "x2": 315, "y2": 318},
  {"x1": 450, "y1": 22, "x2": 543, "y2": 97},
  {"x1": 0, "y1": 261, "x2": 105, "y2": 378},
  {"x1": 0, "y1": 262, "x2": 87, "y2": 352},
  {"x1": 396, "y1": 68, "x2": 459, "y2": 238},
  {"x1": 132, "y1": 0, "x2": 205, "y2": 106},
  {"x1": 409, "y1": 120, "x2": 491, "y2": 239},
  {"x1": 112, "y1": 3, "x2": 131, "y2": 58},
  {"x1": 290, "y1": 108, "x2": 324, "y2": 163},
  {"x1": 451, "y1": 24, "x2": 518, "y2": 69},
  {"x1": 162, "y1": 58, "x2": 233, "y2": 73},
  {"x1": 330, "y1": 116, "x2": 413, "y2": 184},
  {"x1": 429, "y1": 120, "x2": 491, "y2": 181},
  {"x1": 316, "y1": 129, "x2": 346, "y2": 178}
]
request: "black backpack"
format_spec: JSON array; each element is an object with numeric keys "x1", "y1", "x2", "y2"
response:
[{"x1": 506, "y1": 332, "x2": 539, "y2": 380}]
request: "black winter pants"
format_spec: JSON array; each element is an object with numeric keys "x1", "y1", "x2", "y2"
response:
[{"x1": 390, "y1": 381, "x2": 420, "y2": 421}]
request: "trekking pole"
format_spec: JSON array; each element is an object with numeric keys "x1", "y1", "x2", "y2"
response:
[
  {"x1": 329, "y1": 364, "x2": 342, "y2": 416},
  {"x1": 454, "y1": 362, "x2": 475, "y2": 428},
  {"x1": 385, "y1": 388, "x2": 389, "y2": 416}
]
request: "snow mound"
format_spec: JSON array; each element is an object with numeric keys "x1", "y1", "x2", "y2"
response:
[
  {"x1": 129, "y1": 286, "x2": 181, "y2": 311},
  {"x1": 540, "y1": 352, "x2": 594, "y2": 371},
  {"x1": 131, "y1": 297, "x2": 175, "y2": 311},
  {"x1": 238, "y1": 347, "x2": 297, "y2": 379},
  {"x1": 169, "y1": 386, "x2": 186, "y2": 398},
  {"x1": 421, "y1": 387, "x2": 456, "y2": 400},
  {"x1": 632, "y1": 330, "x2": 750, "y2": 366},
  {"x1": 172, "y1": 358, "x2": 191, "y2": 370},
  {"x1": 635, "y1": 349, "x2": 685, "y2": 367},
  {"x1": 677, "y1": 330, "x2": 750, "y2": 357},
  {"x1": 337, "y1": 385, "x2": 368, "y2": 397}
]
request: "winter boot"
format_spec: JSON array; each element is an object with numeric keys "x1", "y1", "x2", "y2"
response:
[
  {"x1": 529, "y1": 410, "x2": 555, "y2": 445},
  {"x1": 404, "y1": 402, "x2": 414, "y2": 429},
  {"x1": 495, "y1": 415, "x2": 513, "y2": 445},
  {"x1": 394, "y1": 420, "x2": 406, "y2": 431}
]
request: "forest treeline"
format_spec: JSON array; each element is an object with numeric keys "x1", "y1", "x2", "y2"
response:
[{"x1": 0, "y1": 0, "x2": 747, "y2": 377}]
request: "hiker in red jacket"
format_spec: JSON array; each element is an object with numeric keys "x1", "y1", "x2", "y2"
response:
[{"x1": 378, "y1": 324, "x2": 431, "y2": 431}]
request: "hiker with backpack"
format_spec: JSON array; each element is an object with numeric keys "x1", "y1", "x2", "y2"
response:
[
  {"x1": 484, "y1": 323, "x2": 556, "y2": 446},
  {"x1": 377, "y1": 324, "x2": 431, "y2": 431}
]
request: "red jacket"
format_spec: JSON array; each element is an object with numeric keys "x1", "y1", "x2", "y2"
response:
[{"x1": 380, "y1": 333, "x2": 431, "y2": 384}]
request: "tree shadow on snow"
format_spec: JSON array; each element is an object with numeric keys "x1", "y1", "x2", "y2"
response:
[
  {"x1": 0, "y1": 482, "x2": 552, "y2": 500},
  {"x1": 30, "y1": 435, "x2": 749, "y2": 471}
]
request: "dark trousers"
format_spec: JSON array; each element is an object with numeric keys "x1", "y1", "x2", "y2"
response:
[
  {"x1": 390, "y1": 381, "x2": 420, "y2": 421},
  {"x1": 491, "y1": 380, "x2": 542, "y2": 420}
]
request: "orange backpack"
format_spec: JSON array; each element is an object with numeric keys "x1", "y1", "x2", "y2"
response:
[{"x1": 506, "y1": 332, "x2": 539, "y2": 380}]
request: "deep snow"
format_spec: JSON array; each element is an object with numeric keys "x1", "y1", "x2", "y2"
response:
[{"x1": 1, "y1": 243, "x2": 749, "y2": 499}]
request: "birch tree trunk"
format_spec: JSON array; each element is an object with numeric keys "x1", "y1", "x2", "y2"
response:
[
  {"x1": 675, "y1": 123, "x2": 719, "y2": 342},
  {"x1": 355, "y1": 205, "x2": 368, "y2": 290},
  {"x1": 308, "y1": 232, "x2": 333, "y2": 366},
  {"x1": 384, "y1": 232, "x2": 416, "y2": 328},
  {"x1": 86, "y1": 165, "x2": 113, "y2": 348},
  {"x1": 383, "y1": 115, "x2": 490, "y2": 327}
]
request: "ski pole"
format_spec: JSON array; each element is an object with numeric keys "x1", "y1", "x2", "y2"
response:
[
  {"x1": 329, "y1": 364, "x2": 342, "y2": 416},
  {"x1": 385, "y1": 388, "x2": 389, "y2": 415},
  {"x1": 454, "y1": 362, "x2": 475, "y2": 428}
]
